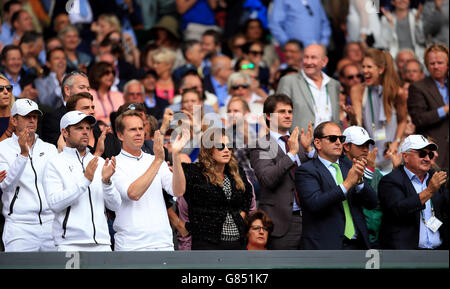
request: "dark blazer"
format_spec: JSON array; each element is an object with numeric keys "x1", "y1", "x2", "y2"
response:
[
  {"x1": 203, "y1": 74, "x2": 217, "y2": 96},
  {"x1": 40, "y1": 105, "x2": 67, "y2": 146},
  {"x1": 182, "y1": 162, "x2": 253, "y2": 245},
  {"x1": 408, "y1": 77, "x2": 449, "y2": 169},
  {"x1": 249, "y1": 133, "x2": 309, "y2": 237},
  {"x1": 378, "y1": 166, "x2": 449, "y2": 249},
  {"x1": 296, "y1": 156, "x2": 378, "y2": 249}
]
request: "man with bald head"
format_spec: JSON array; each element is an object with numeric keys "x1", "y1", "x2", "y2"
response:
[
  {"x1": 203, "y1": 55, "x2": 234, "y2": 109},
  {"x1": 277, "y1": 44, "x2": 341, "y2": 132}
]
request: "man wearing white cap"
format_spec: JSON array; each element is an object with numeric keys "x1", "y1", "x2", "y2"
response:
[
  {"x1": 43, "y1": 111, "x2": 121, "y2": 251},
  {"x1": 0, "y1": 98, "x2": 58, "y2": 251},
  {"x1": 378, "y1": 135, "x2": 448, "y2": 249}
]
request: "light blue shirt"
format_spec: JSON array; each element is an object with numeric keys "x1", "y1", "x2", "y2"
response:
[
  {"x1": 317, "y1": 156, "x2": 364, "y2": 196},
  {"x1": 269, "y1": 130, "x2": 302, "y2": 211},
  {"x1": 269, "y1": 0, "x2": 331, "y2": 47},
  {"x1": 5, "y1": 72, "x2": 21, "y2": 98},
  {"x1": 435, "y1": 79, "x2": 448, "y2": 119},
  {"x1": 210, "y1": 76, "x2": 228, "y2": 108},
  {"x1": 403, "y1": 166, "x2": 442, "y2": 249},
  {"x1": 0, "y1": 22, "x2": 14, "y2": 46}
]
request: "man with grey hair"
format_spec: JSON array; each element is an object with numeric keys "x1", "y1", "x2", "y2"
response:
[
  {"x1": 41, "y1": 71, "x2": 91, "y2": 146},
  {"x1": 378, "y1": 135, "x2": 448, "y2": 249},
  {"x1": 395, "y1": 49, "x2": 417, "y2": 81},
  {"x1": 203, "y1": 55, "x2": 233, "y2": 109}
]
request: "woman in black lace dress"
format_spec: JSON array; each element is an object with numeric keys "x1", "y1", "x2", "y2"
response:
[{"x1": 174, "y1": 127, "x2": 253, "y2": 250}]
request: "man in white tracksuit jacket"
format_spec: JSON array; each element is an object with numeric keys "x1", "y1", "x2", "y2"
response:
[
  {"x1": 43, "y1": 111, "x2": 121, "y2": 251},
  {"x1": 0, "y1": 99, "x2": 57, "y2": 251}
]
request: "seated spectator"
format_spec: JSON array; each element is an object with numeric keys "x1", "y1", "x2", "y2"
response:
[
  {"x1": 59, "y1": 25, "x2": 92, "y2": 73},
  {"x1": 34, "y1": 47, "x2": 67, "y2": 107},
  {"x1": 89, "y1": 61, "x2": 124, "y2": 126},
  {"x1": 422, "y1": 0, "x2": 449, "y2": 46},
  {"x1": 245, "y1": 210, "x2": 273, "y2": 250},
  {"x1": 228, "y1": 33, "x2": 247, "y2": 67},
  {"x1": 90, "y1": 13, "x2": 122, "y2": 57},
  {"x1": 278, "y1": 39, "x2": 303, "y2": 71},
  {"x1": 343, "y1": 42, "x2": 365, "y2": 66},
  {"x1": 19, "y1": 31, "x2": 45, "y2": 79},
  {"x1": 395, "y1": 49, "x2": 417, "y2": 81},
  {"x1": 236, "y1": 58, "x2": 269, "y2": 101},
  {"x1": 177, "y1": 0, "x2": 218, "y2": 41},
  {"x1": 0, "y1": 0, "x2": 22, "y2": 47},
  {"x1": 402, "y1": 58, "x2": 425, "y2": 90},
  {"x1": 152, "y1": 47, "x2": 177, "y2": 104},
  {"x1": 0, "y1": 74, "x2": 14, "y2": 141},
  {"x1": 241, "y1": 42, "x2": 270, "y2": 92},
  {"x1": 0, "y1": 45, "x2": 37, "y2": 100},
  {"x1": 8, "y1": 9, "x2": 34, "y2": 46},
  {"x1": 203, "y1": 55, "x2": 233, "y2": 108},
  {"x1": 173, "y1": 40, "x2": 205, "y2": 82},
  {"x1": 140, "y1": 69, "x2": 170, "y2": 119},
  {"x1": 200, "y1": 29, "x2": 223, "y2": 75},
  {"x1": 339, "y1": 63, "x2": 363, "y2": 128}
]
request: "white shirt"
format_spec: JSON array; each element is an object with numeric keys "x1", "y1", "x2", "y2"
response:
[
  {"x1": 112, "y1": 149, "x2": 174, "y2": 251},
  {"x1": 301, "y1": 69, "x2": 332, "y2": 127}
]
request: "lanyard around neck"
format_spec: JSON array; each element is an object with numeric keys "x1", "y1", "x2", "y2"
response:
[{"x1": 304, "y1": 78, "x2": 329, "y2": 108}]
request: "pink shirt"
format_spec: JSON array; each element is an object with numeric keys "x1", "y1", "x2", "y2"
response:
[{"x1": 92, "y1": 90, "x2": 124, "y2": 125}]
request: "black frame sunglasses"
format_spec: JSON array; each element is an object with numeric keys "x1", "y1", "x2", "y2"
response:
[
  {"x1": 319, "y1": 135, "x2": 346, "y2": 143},
  {"x1": 412, "y1": 149, "x2": 435, "y2": 159},
  {"x1": 0, "y1": 85, "x2": 13, "y2": 92},
  {"x1": 214, "y1": 143, "x2": 233, "y2": 151},
  {"x1": 231, "y1": 83, "x2": 250, "y2": 90}
]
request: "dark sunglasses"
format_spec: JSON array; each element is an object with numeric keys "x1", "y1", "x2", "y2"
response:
[
  {"x1": 346, "y1": 74, "x2": 362, "y2": 80},
  {"x1": 250, "y1": 225, "x2": 269, "y2": 232},
  {"x1": 231, "y1": 83, "x2": 250, "y2": 90},
  {"x1": 412, "y1": 149, "x2": 435, "y2": 159},
  {"x1": 214, "y1": 143, "x2": 233, "y2": 151},
  {"x1": 0, "y1": 85, "x2": 13, "y2": 92},
  {"x1": 249, "y1": 50, "x2": 263, "y2": 56},
  {"x1": 103, "y1": 70, "x2": 115, "y2": 76},
  {"x1": 319, "y1": 135, "x2": 346, "y2": 143}
]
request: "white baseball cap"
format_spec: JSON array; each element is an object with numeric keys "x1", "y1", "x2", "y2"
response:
[
  {"x1": 60, "y1": 111, "x2": 96, "y2": 131},
  {"x1": 11, "y1": 98, "x2": 42, "y2": 116},
  {"x1": 342, "y1": 126, "x2": 375, "y2": 146},
  {"x1": 401, "y1": 134, "x2": 438, "y2": 153}
]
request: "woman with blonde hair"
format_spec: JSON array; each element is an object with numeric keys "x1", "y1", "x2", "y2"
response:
[
  {"x1": 350, "y1": 48, "x2": 407, "y2": 170},
  {"x1": 152, "y1": 47, "x2": 177, "y2": 104},
  {"x1": 174, "y1": 127, "x2": 253, "y2": 250},
  {"x1": 0, "y1": 74, "x2": 15, "y2": 141}
]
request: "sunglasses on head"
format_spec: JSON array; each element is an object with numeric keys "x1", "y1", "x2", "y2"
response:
[
  {"x1": 346, "y1": 74, "x2": 362, "y2": 80},
  {"x1": 231, "y1": 83, "x2": 250, "y2": 90},
  {"x1": 0, "y1": 85, "x2": 13, "y2": 92},
  {"x1": 319, "y1": 135, "x2": 346, "y2": 143},
  {"x1": 412, "y1": 149, "x2": 435, "y2": 159},
  {"x1": 214, "y1": 143, "x2": 233, "y2": 151},
  {"x1": 240, "y1": 63, "x2": 255, "y2": 70}
]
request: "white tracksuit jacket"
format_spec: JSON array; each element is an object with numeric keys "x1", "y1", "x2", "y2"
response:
[
  {"x1": 43, "y1": 146, "x2": 121, "y2": 246},
  {"x1": 0, "y1": 133, "x2": 57, "y2": 224}
]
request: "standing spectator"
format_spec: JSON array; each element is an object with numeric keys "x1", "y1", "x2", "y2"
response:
[
  {"x1": 346, "y1": 0, "x2": 382, "y2": 47},
  {"x1": 277, "y1": 44, "x2": 341, "y2": 131},
  {"x1": 34, "y1": 47, "x2": 67, "y2": 108},
  {"x1": 407, "y1": 43, "x2": 449, "y2": 169},
  {"x1": 296, "y1": 121, "x2": 378, "y2": 249},
  {"x1": 250, "y1": 94, "x2": 314, "y2": 249},
  {"x1": 203, "y1": 55, "x2": 234, "y2": 109},
  {"x1": 0, "y1": 74, "x2": 15, "y2": 141},
  {"x1": 380, "y1": 0, "x2": 426, "y2": 60},
  {"x1": 269, "y1": 0, "x2": 331, "y2": 48},
  {"x1": 245, "y1": 210, "x2": 274, "y2": 250},
  {"x1": 174, "y1": 127, "x2": 253, "y2": 250},
  {"x1": 176, "y1": 0, "x2": 218, "y2": 41},
  {"x1": 378, "y1": 135, "x2": 448, "y2": 249},
  {"x1": 351, "y1": 48, "x2": 407, "y2": 171},
  {"x1": 89, "y1": 61, "x2": 124, "y2": 126},
  {"x1": 200, "y1": 29, "x2": 223, "y2": 75},
  {"x1": 43, "y1": 111, "x2": 121, "y2": 252},
  {"x1": 0, "y1": 99, "x2": 58, "y2": 251},
  {"x1": 9, "y1": 10, "x2": 34, "y2": 45},
  {"x1": 278, "y1": 39, "x2": 303, "y2": 71},
  {"x1": 173, "y1": 40, "x2": 205, "y2": 82},
  {"x1": 111, "y1": 110, "x2": 188, "y2": 251},
  {"x1": 422, "y1": 0, "x2": 449, "y2": 46}
]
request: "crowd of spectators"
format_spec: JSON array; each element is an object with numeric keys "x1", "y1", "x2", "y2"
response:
[{"x1": 0, "y1": 0, "x2": 448, "y2": 252}]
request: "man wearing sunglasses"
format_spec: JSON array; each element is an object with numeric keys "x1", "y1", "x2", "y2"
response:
[
  {"x1": 378, "y1": 135, "x2": 448, "y2": 249},
  {"x1": 296, "y1": 121, "x2": 378, "y2": 249}
]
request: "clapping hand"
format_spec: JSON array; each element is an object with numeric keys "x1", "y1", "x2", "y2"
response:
[
  {"x1": 300, "y1": 121, "x2": 314, "y2": 153},
  {"x1": 102, "y1": 156, "x2": 116, "y2": 184}
]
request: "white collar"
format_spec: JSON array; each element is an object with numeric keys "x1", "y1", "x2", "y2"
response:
[
  {"x1": 120, "y1": 149, "x2": 144, "y2": 161},
  {"x1": 301, "y1": 69, "x2": 330, "y2": 90}
]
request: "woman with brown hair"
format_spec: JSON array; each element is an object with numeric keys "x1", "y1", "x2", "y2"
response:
[
  {"x1": 88, "y1": 61, "x2": 124, "y2": 126},
  {"x1": 245, "y1": 209, "x2": 274, "y2": 250},
  {"x1": 173, "y1": 127, "x2": 253, "y2": 250},
  {"x1": 350, "y1": 48, "x2": 407, "y2": 170}
]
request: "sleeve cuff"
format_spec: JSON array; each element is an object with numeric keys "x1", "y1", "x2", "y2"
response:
[
  {"x1": 437, "y1": 107, "x2": 446, "y2": 118},
  {"x1": 339, "y1": 184, "x2": 348, "y2": 196}
]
